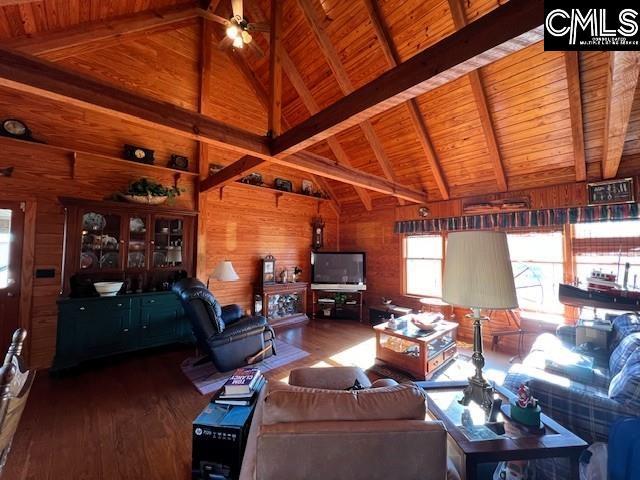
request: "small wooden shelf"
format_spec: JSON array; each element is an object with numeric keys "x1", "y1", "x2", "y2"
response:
[
  {"x1": 220, "y1": 181, "x2": 329, "y2": 208},
  {"x1": 0, "y1": 135, "x2": 199, "y2": 178}
]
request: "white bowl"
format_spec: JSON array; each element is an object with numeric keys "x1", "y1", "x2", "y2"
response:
[{"x1": 94, "y1": 281, "x2": 124, "y2": 297}]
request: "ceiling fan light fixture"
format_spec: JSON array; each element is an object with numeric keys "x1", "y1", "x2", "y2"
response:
[
  {"x1": 226, "y1": 23, "x2": 239, "y2": 39},
  {"x1": 232, "y1": 36, "x2": 244, "y2": 48},
  {"x1": 241, "y1": 30, "x2": 252, "y2": 44}
]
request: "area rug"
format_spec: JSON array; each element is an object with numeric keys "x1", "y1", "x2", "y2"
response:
[
  {"x1": 180, "y1": 340, "x2": 310, "y2": 395},
  {"x1": 366, "y1": 353, "x2": 473, "y2": 384}
]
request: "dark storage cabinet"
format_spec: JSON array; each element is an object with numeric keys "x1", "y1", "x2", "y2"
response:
[{"x1": 53, "y1": 292, "x2": 192, "y2": 371}]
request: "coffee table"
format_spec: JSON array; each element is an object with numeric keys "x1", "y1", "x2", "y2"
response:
[
  {"x1": 420, "y1": 381, "x2": 587, "y2": 480},
  {"x1": 373, "y1": 318, "x2": 457, "y2": 379}
]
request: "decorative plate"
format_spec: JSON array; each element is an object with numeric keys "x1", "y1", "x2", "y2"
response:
[
  {"x1": 80, "y1": 251, "x2": 98, "y2": 270},
  {"x1": 130, "y1": 217, "x2": 146, "y2": 233},
  {"x1": 82, "y1": 212, "x2": 106, "y2": 232},
  {"x1": 99, "y1": 252, "x2": 119, "y2": 269}
]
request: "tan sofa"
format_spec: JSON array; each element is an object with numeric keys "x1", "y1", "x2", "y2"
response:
[{"x1": 239, "y1": 366, "x2": 455, "y2": 480}]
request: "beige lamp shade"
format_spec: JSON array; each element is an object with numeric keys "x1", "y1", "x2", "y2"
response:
[
  {"x1": 442, "y1": 231, "x2": 518, "y2": 310},
  {"x1": 212, "y1": 260, "x2": 239, "y2": 282}
]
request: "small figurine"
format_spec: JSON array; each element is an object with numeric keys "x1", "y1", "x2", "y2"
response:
[
  {"x1": 279, "y1": 269, "x2": 288, "y2": 284},
  {"x1": 292, "y1": 266, "x2": 302, "y2": 282},
  {"x1": 510, "y1": 383, "x2": 541, "y2": 427}
]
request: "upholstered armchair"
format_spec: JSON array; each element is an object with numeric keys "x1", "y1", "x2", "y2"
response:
[{"x1": 173, "y1": 278, "x2": 275, "y2": 372}]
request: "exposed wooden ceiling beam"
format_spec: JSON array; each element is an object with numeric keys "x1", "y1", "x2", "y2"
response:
[
  {"x1": 563, "y1": 52, "x2": 587, "y2": 182},
  {"x1": 447, "y1": 0, "x2": 507, "y2": 192},
  {"x1": 602, "y1": 51, "x2": 640, "y2": 179},
  {"x1": 361, "y1": 0, "x2": 449, "y2": 200},
  {"x1": 200, "y1": 155, "x2": 266, "y2": 192},
  {"x1": 271, "y1": 151, "x2": 426, "y2": 203},
  {"x1": 271, "y1": 0, "x2": 544, "y2": 156},
  {"x1": 296, "y1": 0, "x2": 409, "y2": 206},
  {"x1": 268, "y1": 0, "x2": 283, "y2": 138},
  {"x1": 243, "y1": 1, "x2": 372, "y2": 211},
  {"x1": 0, "y1": 46, "x2": 268, "y2": 156},
  {"x1": 4, "y1": 5, "x2": 200, "y2": 62},
  {"x1": 0, "y1": 0, "x2": 38, "y2": 4}
]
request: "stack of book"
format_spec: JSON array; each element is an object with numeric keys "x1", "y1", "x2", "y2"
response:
[{"x1": 212, "y1": 367, "x2": 266, "y2": 406}]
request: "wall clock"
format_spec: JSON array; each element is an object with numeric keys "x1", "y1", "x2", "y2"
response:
[
  {"x1": 123, "y1": 144, "x2": 155, "y2": 165},
  {"x1": 1, "y1": 119, "x2": 32, "y2": 140},
  {"x1": 169, "y1": 154, "x2": 189, "y2": 171}
]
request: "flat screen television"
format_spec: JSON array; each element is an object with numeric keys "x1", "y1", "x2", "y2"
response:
[{"x1": 311, "y1": 252, "x2": 366, "y2": 291}]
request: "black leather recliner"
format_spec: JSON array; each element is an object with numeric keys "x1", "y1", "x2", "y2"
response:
[{"x1": 173, "y1": 278, "x2": 276, "y2": 372}]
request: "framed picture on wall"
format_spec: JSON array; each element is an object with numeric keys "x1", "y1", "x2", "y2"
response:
[
  {"x1": 262, "y1": 255, "x2": 276, "y2": 284},
  {"x1": 587, "y1": 178, "x2": 635, "y2": 206}
]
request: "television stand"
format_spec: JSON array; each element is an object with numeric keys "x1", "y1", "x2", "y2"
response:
[{"x1": 311, "y1": 289, "x2": 364, "y2": 323}]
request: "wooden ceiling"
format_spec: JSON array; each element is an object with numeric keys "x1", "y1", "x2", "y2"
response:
[{"x1": 0, "y1": 0, "x2": 639, "y2": 210}]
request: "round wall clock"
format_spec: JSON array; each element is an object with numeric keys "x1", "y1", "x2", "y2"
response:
[
  {"x1": 418, "y1": 207, "x2": 430, "y2": 217},
  {"x1": 1, "y1": 119, "x2": 31, "y2": 139},
  {"x1": 134, "y1": 149, "x2": 146, "y2": 159}
]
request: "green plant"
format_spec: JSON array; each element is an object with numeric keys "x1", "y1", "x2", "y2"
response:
[{"x1": 126, "y1": 178, "x2": 183, "y2": 202}]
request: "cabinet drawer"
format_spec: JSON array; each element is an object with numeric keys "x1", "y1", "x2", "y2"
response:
[
  {"x1": 59, "y1": 298, "x2": 131, "y2": 315},
  {"x1": 428, "y1": 354, "x2": 444, "y2": 373},
  {"x1": 140, "y1": 295, "x2": 179, "y2": 308}
]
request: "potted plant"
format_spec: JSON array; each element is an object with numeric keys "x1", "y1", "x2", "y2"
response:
[{"x1": 120, "y1": 178, "x2": 183, "y2": 205}]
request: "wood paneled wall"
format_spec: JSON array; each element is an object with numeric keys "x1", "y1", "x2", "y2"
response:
[{"x1": 201, "y1": 179, "x2": 338, "y2": 313}]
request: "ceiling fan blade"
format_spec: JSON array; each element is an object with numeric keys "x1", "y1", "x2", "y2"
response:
[
  {"x1": 218, "y1": 36, "x2": 233, "y2": 50},
  {"x1": 247, "y1": 40, "x2": 264, "y2": 59},
  {"x1": 231, "y1": 0, "x2": 243, "y2": 19},
  {"x1": 248, "y1": 22, "x2": 270, "y2": 33}
]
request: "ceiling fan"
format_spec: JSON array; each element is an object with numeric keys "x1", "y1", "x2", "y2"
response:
[{"x1": 206, "y1": 0, "x2": 270, "y2": 55}]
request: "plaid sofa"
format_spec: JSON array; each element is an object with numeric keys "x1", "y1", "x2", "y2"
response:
[{"x1": 504, "y1": 313, "x2": 640, "y2": 444}]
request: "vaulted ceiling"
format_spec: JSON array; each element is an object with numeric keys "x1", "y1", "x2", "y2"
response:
[{"x1": 0, "y1": 0, "x2": 639, "y2": 211}]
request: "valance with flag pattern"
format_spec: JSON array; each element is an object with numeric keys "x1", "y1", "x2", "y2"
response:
[{"x1": 394, "y1": 203, "x2": 640, "y2": 234}]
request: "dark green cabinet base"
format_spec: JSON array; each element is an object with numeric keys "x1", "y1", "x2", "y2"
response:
[{"x1": 53, "y1": 292, "x2": 193, "y2": 372}]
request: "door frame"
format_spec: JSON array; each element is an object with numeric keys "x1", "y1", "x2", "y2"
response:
[{"x1": 0, "y1": 196, "x2": 36, "y2": 359}]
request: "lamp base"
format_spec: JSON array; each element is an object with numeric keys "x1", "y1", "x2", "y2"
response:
[
  {"x1": 459, "y1": 375, "x2": 494, "y2": 411},
  {"x1": 459, "y1": 308, "x2": 494, "y2": 410}
]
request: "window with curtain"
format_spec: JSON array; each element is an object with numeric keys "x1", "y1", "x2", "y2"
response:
[
  {"x1": 573, "y1": 219, "x2": 640, "y2": 290},
  {"x1": 404, "y1": 235, "x2": 443, "y2": 298},
  {"x1": 507, "y1": 231, "x2": 564, "y2": 314}
]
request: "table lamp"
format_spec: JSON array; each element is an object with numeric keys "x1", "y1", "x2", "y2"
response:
[
  {"x1": 442, "y1": 231, "x2": 518, "y2": 410},
  {"x1": 207, "y1": 260, "x2": 239, "y2": 288}
]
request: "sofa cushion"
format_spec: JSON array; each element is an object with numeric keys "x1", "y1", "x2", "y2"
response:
[
  {"x1": 612, "y1": 313, "x2": 640, "y2": 350},
  {"x1": 288, "y1": 366, "x2": 372, "y2": 390},
  {"x1": 609, "y1": 349, "x2": 640, "y2": 409},
  {"x1": 610, "y1": 332, "x2": 640, "y2": 377},
  {"x1": 262, "y1": 381, "x2": 426, "y2": 425}
]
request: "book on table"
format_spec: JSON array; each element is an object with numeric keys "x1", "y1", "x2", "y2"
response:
[
  {"x1": 223, "y1": 367, "x2": 262, "y2": 395},
  {"x1": 213, "y1": 376, "x2": 266, "y2": 406}
]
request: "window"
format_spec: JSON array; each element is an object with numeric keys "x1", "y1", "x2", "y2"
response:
[
  {"x1": 404, "y1": 235, "x2": 443, "y2": 298},
  {"x1": 573, "y1": 220, "x2": 640, "y2": 291},
  {"x1": 507, "y1": 231, "x2": 564, "y2": 314}
]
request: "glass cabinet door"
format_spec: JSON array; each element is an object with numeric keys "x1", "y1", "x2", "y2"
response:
[
  {"x1": 152, "y1": 217, "x2": 183, "y2": 268},
  {"x1": 80, "y1": 211, "x2": 122, "y2": 270},
  {"x1": 127, "y1": 216, "x2": 148, "y2": 269}
]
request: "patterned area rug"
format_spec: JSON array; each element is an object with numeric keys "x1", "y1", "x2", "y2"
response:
[
  {"x1": 181, "y1": 339, "x2": 309, "y2": 395},
  {"x1": 366, "y1": 353, "x2": 474, "y2": 384}
]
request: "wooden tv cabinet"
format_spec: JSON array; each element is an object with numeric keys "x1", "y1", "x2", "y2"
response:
[{"x1": 374, "y1": 318, "x2": 458, "y2": 379}]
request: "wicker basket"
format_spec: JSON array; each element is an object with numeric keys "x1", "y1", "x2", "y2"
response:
[{"x1": 120, "y1": 193, "x2": 168, "y2": 205}]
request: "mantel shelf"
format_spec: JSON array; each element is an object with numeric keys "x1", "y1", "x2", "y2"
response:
[
  {"x1": 0, "y1": 135, "x2": 199, "y2": 178},
  {"x1": 219, "y1": 181, "x2": 329, "y2": 209}
]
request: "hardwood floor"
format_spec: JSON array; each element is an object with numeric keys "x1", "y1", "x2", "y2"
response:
[
  {"x1": 5, "y1": 320, "x2": 511, "y2": 479},
  {"x1": 4, "y1": 320, "x2": 377, "y2": 480}
]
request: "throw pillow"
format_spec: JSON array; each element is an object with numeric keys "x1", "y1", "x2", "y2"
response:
[
  {"x1": 611, "y1": 313, "x2": 640, "y2": 350},
  {"x1": 610, "y1": 332, "x2": 640, "y2": 377},
  {"x1": 609, "y1": 349, "x2": 640, "y2": 409}
]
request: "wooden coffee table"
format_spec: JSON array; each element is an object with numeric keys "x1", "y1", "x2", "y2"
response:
[
  {"x1": 373, "y1": 319, "x2": 457, "y2": 379},
  {"x1": 420, "y1": 381, "x2": 587, "y2": 480}
]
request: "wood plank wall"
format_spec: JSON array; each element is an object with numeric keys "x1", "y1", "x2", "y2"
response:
[{"x1": 339, "y1": 177, "x2": 640, "y2": 353}]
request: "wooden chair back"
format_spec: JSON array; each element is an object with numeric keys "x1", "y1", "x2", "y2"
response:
[{"x1": 0, "y1": 329, "x2": 35, "y2": 477}]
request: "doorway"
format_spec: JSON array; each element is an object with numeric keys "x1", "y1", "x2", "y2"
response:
[{"x1": 0, "y1": 202, "x2": 24, "y2": 350}]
